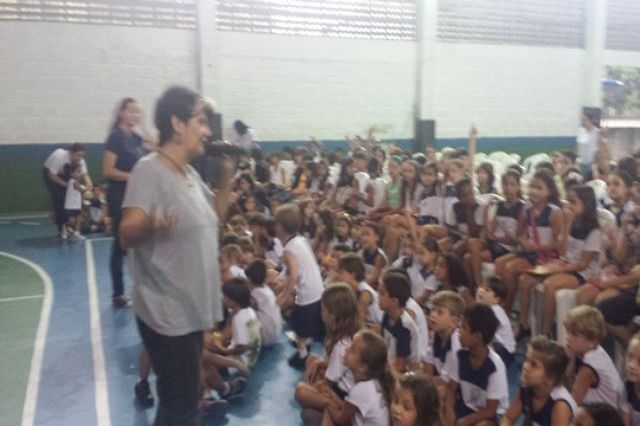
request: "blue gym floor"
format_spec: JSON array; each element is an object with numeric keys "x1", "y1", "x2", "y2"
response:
[{"x1": 0, "y1": 217, "x2": 524, "y2": 426}]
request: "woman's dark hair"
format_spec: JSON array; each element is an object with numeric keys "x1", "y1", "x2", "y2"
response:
[
  {"x1": 569, "y1": 185, "x2": 599, "y2": 233},
  {"x1": 617, "y1": 156, "x2": 638, "y2": 182},
  {"x1": 111, "y1": 97, "x2": 136, "y2": 130},
  {"x1": 532, "y1": 169, "x2": 561, "y2": 206},
  {"x1": 579, "y1": 403, "x2": 624, "y2": 426},
  {"x1": 68, "y1": 142, "x2": 86, "y2": 153},
  {"x1": 477, "y1": 162, "x2": 495, "y2": 194},
  {"x1": 234, "y1": 120, "x2": 249, "y2": 135},
  {"x1": 441, "y1": 253, "x2": 470, "y2": 291},
  {"x1": 337, "y1": 158, "x2": 355, "y2": 188},
  {"x1": 397, "y1": 373, "x2": 440, "y2": 426},
  {"x1": 317, "y1": 208, "x2": 335, "y2": 242},
  {"x1": 401, "y1": 160, "x2": 420, "y2": 207},
  {"x1": 154, "y1": 86, "x2": 204, "y2": 146},
  {"x1": 501, "y1": 169, "x2": 522, "y2": 199}
]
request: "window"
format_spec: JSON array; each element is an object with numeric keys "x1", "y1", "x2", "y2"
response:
[{"x1": 606, "y1": 0, "x2": 640, "y2": 51}]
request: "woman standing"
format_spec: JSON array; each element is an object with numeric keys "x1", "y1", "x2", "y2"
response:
[
  {"x1": 120, "y1": 86, "x2": 234, "y2": 425},
  {"x1": 103, "y1": 98, "x2": 148, "y2": 307}
]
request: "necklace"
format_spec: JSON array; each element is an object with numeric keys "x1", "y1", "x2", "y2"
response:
[{"x1": 157, "y1": 149, "x2": 194, "y2": 188}]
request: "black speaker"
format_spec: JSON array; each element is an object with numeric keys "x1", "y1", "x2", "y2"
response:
[{"x1": 414, "y1": 119, "x2": 436, "y2": 153}]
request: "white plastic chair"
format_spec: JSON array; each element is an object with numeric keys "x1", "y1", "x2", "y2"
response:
[
  {"x1": 555, "y1": 289, "x2": 578, "y2": 345},
  {"x1": 586, "y1": 180, "x2": 608, "y2": 206},
  {"x1": 522, "y1": 153, "x2": 551, "y2": 176}
]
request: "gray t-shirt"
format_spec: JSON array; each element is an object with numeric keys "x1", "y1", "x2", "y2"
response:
[{"x1": 123, "y1": 153, "x2": 222, "y2": 336}]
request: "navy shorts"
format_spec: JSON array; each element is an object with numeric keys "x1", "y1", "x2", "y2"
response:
[
  {"x1": 488, "y1": 242, "x2": 510, "y2": 261},
  {"x1": 493, "y1": 343, "x2": 514, "y2": 368},
  {"x1": 455, "y1": 398, "x2": 500, "y2": 425},
  {"x1": 597, "y1": 287, "x2": 640, "y2": 326},
  {"x1": 291, "y1": 300, "x2": 324, "y2": 340},
  {"x1": 517, "y1": 251, "x2": 538, "y2": 265}
]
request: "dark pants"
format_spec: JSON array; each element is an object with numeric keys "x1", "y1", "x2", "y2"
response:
[
  {"x1": 43, "y1": 168, "x2": 66, "y2": 231},
  {"x1": 137, "y1": 317, "x2": 203, "y2": 426},
  {"x1": 107, "y1": 187, "x2": 126, "y2": 299}
]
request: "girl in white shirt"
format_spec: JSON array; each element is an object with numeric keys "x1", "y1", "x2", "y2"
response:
[{"x1": 325, "y1": 330, "x2": 393, "y2": 426}]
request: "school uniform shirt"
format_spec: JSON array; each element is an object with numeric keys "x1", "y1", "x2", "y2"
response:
[
  {"x1": 621, "y1": 380, "x2": 640, "y2": 425},
  {"x1": 493, "y1": 200, "x2": 525, "y2": 252},
  {"x1": 446, "y1": 198, "x2": 486, "y2": 235},
  {"x1": 230, "y1": 307, "x2": 262, "y2": 368},
  {"x1": 524, "y1": 204, "x2": 561, "y2": 257},
  {"x1": 64, "y1": 178, "x2": 83, "y2": 210},
  {"x1": 229, "y1": 265, "x2": 247, "y2": 279},
  {"x1": 368, "y1": 177, "x2": 387, "y2": 211},
  {"x1": 404, "y1": 183, "x2": 424, "y2": 213},
  {"x1": 357, "y1": 281, "x2": 384, "y2": 325},
  {"x1": 44, "y1": 148, "x2": 88, "y2": 177},
  {"x1": 329, "y1": 236, "x2": 356, "y2": 251},
  {"x1": 382, "y1": 311, "x2": 420, "y2": 365},
  {"x1": 491, "y1": 304, "x2": 516, "y2": 354},
  {"x1": 251, "y1": 286, "x2": 282, "y2": 347},
  {"x1": 563, "y1": 225, "x2": 602, "y2": 280},
  {"x1": 427, "y1": 329, "x2": 461, "y2": 382},
  {"x1": 405, "y1": 297, "x2": 430, "y2": 363},
  {"x1": 418, "y1": 187, "x2": 444, "y2": 225},
  {"x1": 265, "y1": 237, "x2": 284, "y2": 266},
  {"x1": 325, "y1": 338, "x2": 355, "y2": 394},
  {"x1": 284, "y1": 235, "x2": 324, "y2": 306},
  {"x1": 270, "y1": 163, "x2": 286, "y2": 186},
  {"x1": 442, "y1": 183, "x2": 458, "y2": 224},
  {"x1": 578, "y1": 345, "x2": 623, "y2": 408},
  {"x1": 354, "y1": 171, "x2": 370, "y2": 213},
  {"x1": 345, "y1": 379, "x2": 390, "y2": 426},
  {"x1": 391, "y1": 256, "x2": 436, "y2": 301},
  {"x1": 449, "y1": 348, "x2": 509, "y2": 415},
  {"x1": 519, "y1": 385, "x2": 577, "y2": 426}
]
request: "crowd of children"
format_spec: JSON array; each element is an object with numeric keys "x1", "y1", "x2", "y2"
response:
[{"x1": 127, "y1": 123, "x2": 640, "y2": 425}]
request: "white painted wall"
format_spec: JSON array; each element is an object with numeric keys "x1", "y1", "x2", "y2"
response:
[{"x1": 0, "y1": 22, "x2": 197, "y2": 145}]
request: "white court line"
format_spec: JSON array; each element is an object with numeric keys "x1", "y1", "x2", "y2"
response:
[
  {"x1": 85, "y1": 240, "x2": 112, "y2": 426},
  {"x1": 89, "y1": 237, "x2": 114, "y2": 243},
  {"x1": 19, "y1": 222, "x2": 40, "y2": 226},
  {"x1": 0, "y1": 251, "x2": 54, "y2": 426},
  {"x1": 0, "y1": 221, "x2": 9, "y2": 224},
  {"x1": 0, "y1": 294, "x2": 44, "y2": 303},
  {"x1": 0, "y1": 214, "x2": 47, "y2": 220}
]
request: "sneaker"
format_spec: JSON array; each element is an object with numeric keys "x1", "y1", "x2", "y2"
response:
[
  {"x1": 220, "y1": 377, "x2": 248, "y2": 400},
  {"x1": 60, "y1": 227, "x2": 69, "y2": 240},
  {"x1": 199, "y1": 397, "x2": 229, "y2": 415},
  {"x1": 71, "y1": 231, "x2": 86, "y2": 242},
  {"x1": 516, "y1": 326, "x2": 531, "y2": 342},
  {"x1": 112, "y1": 296, "x2": 132, "y2": 308},
  {"x1": 134, "y1": 379, "x2": 154, "y2": 408},
  {"x1": 288, "y1": 352, "x2": 308, "y2": 370}
]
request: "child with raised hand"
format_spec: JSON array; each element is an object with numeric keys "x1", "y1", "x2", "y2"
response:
[
  {"x1": 621, "y1": 332, "x2": 640, "y2": 425},
  {"x1": 476, "y1": 277, "x2": 515, "y2": 367},
  {"x1": 378, "y1": 270, "x2": 420, "y2": 373},
  {"x1": 358, "y1": 221, "x2": 388, "y2": 288},
  {"x1": 201, "y1": 278, "x2": 261, "y2": 402},
  {"x1": 391, "y1": 372, "x2": 441, "y2": 426},
  {"x1": 294, "y1": 284, "x2": 361, "y2": 423},
  {"x1": 245, "y1": 259, "x2": 282, "y2": 347},
  {"x1": 336, "y1": 253, "x2": 384, "y2": 328},
  {"x1": 445, "y1": 303, "x2": 509, "y2": 426},
  {"x1": 275, "y1": 204, "x2": 325, "y2": 369},
  {"x1": 564, "y1": 306, "x2": 623, "y2": 407},
  {"x1": 324, "y1": 330, "x2": 394, "y2": 426},
  {"x1": 501, "y1": 336, "x2": 577, "y2": 426},
  {"x1": 426, "y1": 291, "x2": 464, "y2": 383}
]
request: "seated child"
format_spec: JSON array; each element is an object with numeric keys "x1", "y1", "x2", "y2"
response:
[
  {"x1": 219, "y1": 244, "x2": 246, "y2": 281},
  {"x1": 330, "y1": 213, "x2": 356, "y2": 251},
  {"x1": 564, "y1": 306, "x2": 622, "y2": 407},
  {"x1": 378, "y1": 270, "x2": 420, "y2": 372},
  {"x1": 229, "y1": 214, "x2": 252, "y2": 238},
  {"x1": 445, "y1": 303, "x2": 509, "y2": 426},
  {"x1": 413, "y1": 236, "x2": 439, "y2": 306},
  {"x1": 573, "y1": 403, "x2": 624, "y2": 426},
  {"x1": 501, "y1": 336, "x2": 577, "y2": 426},
  {"x1": 237, "y1": 236, "x2": 255, "y2": 268},
  {"x1": 201, "y1": 278, "x2": 261, "y2": 401},
  {"x1": 426, "y1": 291, "x2": 463, "y2": 383},
  {"x1": 294, "y1": 284, "x2": 360, "y2": 423},
  {"x1": 391, "y1": 372, "x2": 441, "y2": 426},
  {"x1": 336, "y1": 253, "x2": 384, "y2": 327},
  {"x1": 245, "y1": 259, "x2": 282, "y2": 347},
  {"x1": 358, "y1": 222, "x2": 388, "y2": 288},
  {"x1": 323, "y1": 330, "x2": 394, "y2": 426},
  {"x1": 622, "y1": 332, "x2": 640, "y2": 425},
  {"x1": 322, "y1": 243, "x2": 352, "y2": 284},
  {"x1": 476, "y1": 277, "x2": 515, "y2": 367},
  {"x1": 434, "y1": 253, "x2": 473, "y2": 305}
]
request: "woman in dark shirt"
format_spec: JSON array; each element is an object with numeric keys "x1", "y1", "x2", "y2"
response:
[{"x1": 102, "y1": 98, "x2": 149, "y2": 307}]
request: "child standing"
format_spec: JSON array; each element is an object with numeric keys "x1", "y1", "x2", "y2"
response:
[
  {"x1": 564, "y1": 306, "x2": 623, "y2": 407},
  {"x1": 294, "y1": 284, "x2": 361, "y2": 422},
  {"x1": 275, "y1": 204, "x2": 325, "y2": 369},
  {"x1": 426, "y1": 291, "x2": 464, "y2": 382},
  {"x1": 336, "y1": 253, "x2": 384, "y2": 327},
  {"x1": 324, "y1": 330, "x2": 394, "y2": 426},
  {"x1": 501, "y1": 336, "x2": 577, "y2": 426},
  {"x1": 63, "y1": 163, "x2": 86, "y2": 241},
  {"x1": 245, "y1": 259, "x2": 282, "y2": 347},
  {"x1": 476, "y1": 277, "x2": 516, "y2": 367},
  {"x1": 391, "y1": 372, "x2": 441, "y2": 426},
  {"x1": 378, "y1": 271, "x2": 420, "y2": 372},
  {"x1": 445, "y1": 303, "x2": 509, "y2": 426}
]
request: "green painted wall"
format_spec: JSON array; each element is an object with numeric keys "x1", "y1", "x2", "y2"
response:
[{"x1": 0, "y1": 136, "x2": 575, "y2": 215}]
